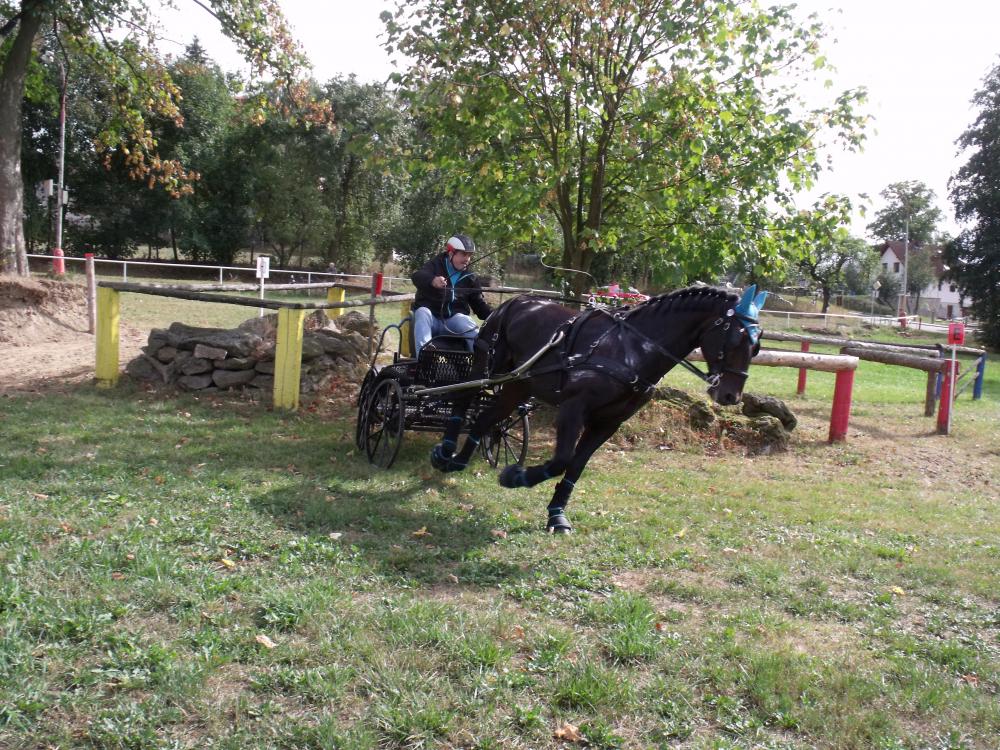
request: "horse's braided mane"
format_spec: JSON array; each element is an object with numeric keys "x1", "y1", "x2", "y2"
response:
[{"x1": 631, "y1": 285, "x2": 738, "y2": 318}]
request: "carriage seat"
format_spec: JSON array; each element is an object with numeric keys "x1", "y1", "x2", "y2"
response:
[{"x1": 417, "y1": 336, "x2": 476, "y2": 385}]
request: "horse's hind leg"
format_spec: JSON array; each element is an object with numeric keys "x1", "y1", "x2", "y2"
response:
[
  {"x1": 430, "y1": 394, "x2": 473, "y2": 471},
  {"x1": 439, "y1": 383, "x2": 526, "y2": 472}
]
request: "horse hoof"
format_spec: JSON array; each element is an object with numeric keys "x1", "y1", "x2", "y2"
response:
[
  {"x1": 498, "y1": 464, "x2": 528, "y2": 488},
  {"x1": 430, "y1": 445, "x2": 452, "y2": 472},
  {"x1": 546, "y1": 513, "x2": 573, "y2": 534}
]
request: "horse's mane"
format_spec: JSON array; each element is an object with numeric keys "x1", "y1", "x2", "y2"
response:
[{"x1": 628, "y1": 285, "x2": 738, "y2": 319}]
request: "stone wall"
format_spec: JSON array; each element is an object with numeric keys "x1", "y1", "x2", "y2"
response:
[{"x1": 126, "y1": 310, "x2": 374, "y2": 395}]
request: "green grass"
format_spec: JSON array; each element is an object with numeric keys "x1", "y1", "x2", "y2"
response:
[{"x1": 2, "y1": 290, "x2": 999, "y2": 748}]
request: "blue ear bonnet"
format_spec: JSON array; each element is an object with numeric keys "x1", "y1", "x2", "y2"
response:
[{"x1": 732, "y1": 284, "x2": 768, "y2": 345}]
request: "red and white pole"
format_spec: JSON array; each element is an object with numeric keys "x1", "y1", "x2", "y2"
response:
[
  {"x1": 937, "y1": 356, "x2": 959, "y2": 435},
  {"x1": 828, "y1": 368, "x2": 855, "y2": 442}
]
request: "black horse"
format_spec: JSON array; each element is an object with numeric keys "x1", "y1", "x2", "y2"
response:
[{"x1": 430, "y1": 285, "x2": 767, "y2": 533}]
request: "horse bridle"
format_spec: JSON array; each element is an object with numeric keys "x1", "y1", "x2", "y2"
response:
[{"x1": 605, "y1": 306, "x2": 755, "y2": 389}]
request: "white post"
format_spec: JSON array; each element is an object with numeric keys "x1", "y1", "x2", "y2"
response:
[
  {"x1": 85, "y1": 253, "x2": 96, "y2": 334},
  {"x1": 948, "y1": 345, "x2": 957, "y2": 435}
]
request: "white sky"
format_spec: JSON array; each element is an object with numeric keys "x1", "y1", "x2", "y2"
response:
[{"x1": 162, "y1": 0, "x2": 1000, "y2": 240}]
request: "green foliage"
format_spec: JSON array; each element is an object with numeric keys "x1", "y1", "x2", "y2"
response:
[
  {"x1": 384, "y1": 0, "x2": 868, "y2": 293},
  {"x1": 947, "y1": 60, "x2": 1000, "y2": 349},
  {"x1": 866, "y1": 181, "x2": 944, "y2": 246}
]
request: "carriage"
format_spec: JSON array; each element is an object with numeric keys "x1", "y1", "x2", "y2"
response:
[
  {"x1": 354, "y1": 320, "x2": 535, "y2": 469},
  {"x1": 353, "y1": 285, "x2": 766, "y2": 533}
]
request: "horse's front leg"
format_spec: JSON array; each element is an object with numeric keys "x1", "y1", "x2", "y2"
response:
[
  {"x1": 498, "y1": 397, "x2": 585, "y2": 495},
  {"x1": 540, "y1": 421, "x2": 622, "y2": 533}
]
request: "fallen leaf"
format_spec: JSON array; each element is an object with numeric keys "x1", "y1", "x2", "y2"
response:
[
  {"x1": 655, "y1": 621, "x2": 665, "y2": 631},
  {"x1": 220, "y1": 558, "x2": 237, "y2": 570},
  {"x1": 154, "y1": 475, "x2": 165, "y2": 485},
  {"x1": 328, "y1": 532, "x2": 343, "y2": 541},
  {"x1": 490, "y1": 528, "x2": 508, "y2": 539},
  {"x1": 512, "y1": 625, "x2": 526, "y2": 639},
  {"x1": 458, "y1": 503, "x2": 474, "y2": 512},
  {"x1": 553, "y1": 722, "x2": 584, "y2": 742},
  {"x1": 31, "y1": 492, "x2": 49, "y2": 500},
  {"x1": 447, "y1": 574, "x2": 459, "y2": 584},
  {"x1": 148, "y1": 518, "x2": 159, "y2": 527},
  {"x1": 111, "y1": 572, "x2": 125, "y2": 581},
  {"x1": 255, "y1": 634, "x2": 277, "y2": 649},
  {"x1": 890, "y1": 586, "x2": 905, "y2": 596},
  {"x1": 674, "y1": 527, "x2": 687, "y2": 539},
  {"x1": 411, "y1": 527, "x2": 431, "y2": 538},
  {"x1": 722, "y1": 547, "x2": 738, "y2": 554},
  {"x1": 125, "y1": 553, "x2": 135, "y2": 561},
  {"x1": 962, "y1": 673, "x2": 980, "y2": 687},
  {"x1": 59, "y1": 522, "x2": 73, "y2": 534}
]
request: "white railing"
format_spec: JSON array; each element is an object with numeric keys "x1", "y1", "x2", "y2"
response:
[
  {"x1": 761, "y1": 309, "x2": 922, "y2": 330},
  {"x1": 26, "y1": 253, "x2": 411, "y2": 289}
]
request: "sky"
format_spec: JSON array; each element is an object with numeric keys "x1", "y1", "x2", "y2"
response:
[{"x1": 162, "y1": 0, "x2": 1000, "y2": 240}]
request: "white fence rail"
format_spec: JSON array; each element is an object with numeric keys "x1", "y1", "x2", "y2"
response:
[
  {"x1": 26, "y1": 253, "x2": 411, "y2": 289},
  {"x1": 28, "y1": 253, "x2": 970, "y2": 333}
]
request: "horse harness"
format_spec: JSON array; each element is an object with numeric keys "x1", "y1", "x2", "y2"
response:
[{"x1": 481, "y1": 300, "x2": 746, "y2": 396}]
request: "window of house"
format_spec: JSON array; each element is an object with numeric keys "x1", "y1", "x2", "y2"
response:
[
  {"x1": 950, "y1": 284, "x2": 957, "y2": 293},
  {"x1": 893, "y1": 262, "x2": 900, "y2": 273},
  {"x1": 938, "y1": 280, "x2": 943, "y2": 291},
  {"x1": 882, "y1": 262, "x2": 888, "y2": 272}
]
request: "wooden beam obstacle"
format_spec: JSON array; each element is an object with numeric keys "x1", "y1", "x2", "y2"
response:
[{"x1": 691, "y1": 349, "x2": 859, "y2": 442}]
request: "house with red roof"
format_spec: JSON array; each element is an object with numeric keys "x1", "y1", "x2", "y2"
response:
[{"x1": 877, "y1": 241, "x2": 969, "y2": 320}]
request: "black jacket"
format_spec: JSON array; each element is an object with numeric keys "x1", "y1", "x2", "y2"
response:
[{"x1": 411, "y1": 253, "x2": 493, "y2": 319}]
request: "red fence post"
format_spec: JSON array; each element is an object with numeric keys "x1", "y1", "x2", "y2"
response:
[
  {"x1": 828, "y1": 368, "x2": 855, "y2": 442},
  {"x1": 52, "y1": 247, "x2": 65, "y2": 275},
  {"x1": 373, "y1": 272, "x2": 384, "y2": 297},
  {"x1": 797, "y1": 340, "x2": 810, "y2": 395},
  {"x1": 937, "y1": 361, "x2": 959, "y2": 435}
]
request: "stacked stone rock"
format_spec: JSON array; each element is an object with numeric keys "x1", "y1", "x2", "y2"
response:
[{"x1": 126, "y1": 311, "x2": 374, "y2": 394}]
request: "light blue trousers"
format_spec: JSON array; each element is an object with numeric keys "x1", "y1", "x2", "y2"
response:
[{"x1": 413, "y1": 307, "x2": 478, "y2": 354}]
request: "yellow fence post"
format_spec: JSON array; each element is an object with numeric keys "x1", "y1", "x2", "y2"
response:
[
  {"x1": 399, "y1": 300, "x2": 413, "y2": 358},
  {"x1": 95, "y1": 286, "x2": 121, "y2": 387},
  {"x1": 326, "y1": 286, "x2": 345, "y2": 320},
  {"x1": 273, "y1": 307, "x2": 306, "y2": 410}
]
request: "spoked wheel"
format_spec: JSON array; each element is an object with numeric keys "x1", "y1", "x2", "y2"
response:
[
  {"x1": 362, "y1": 378, "x2": 406, "y2": 468},
  {"x1": 355, "y1": 369, "x2": 378, "y2": 452},
  {"x1": 481, "y1": 407, "x2": 530, "y2": 468}
]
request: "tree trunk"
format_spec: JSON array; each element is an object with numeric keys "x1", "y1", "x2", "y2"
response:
[{"x1": 0, "y1": 2, "x2": 45, "y2": 276}]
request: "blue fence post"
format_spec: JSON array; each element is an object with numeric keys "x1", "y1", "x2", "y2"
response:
[{"x1": 973, "y1": 355, "x2": 986, "y2": 400}]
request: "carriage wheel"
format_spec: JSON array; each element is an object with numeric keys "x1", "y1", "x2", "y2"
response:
[
  {"x1": 362, "y1": 379, "x2": 406, "y2": 469},
  {"x1": 355, "y1": 369, "x2": 378, "y2": 452},
  {"x1": 480, "y1": 408, "x2": 530, "y2": 468}
]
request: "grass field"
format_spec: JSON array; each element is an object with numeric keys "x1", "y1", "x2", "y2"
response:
[{"x1": 1, "y1": 293, "x2": 998, "y2": 749}]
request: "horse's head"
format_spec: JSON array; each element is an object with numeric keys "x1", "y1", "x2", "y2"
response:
[{"x1": 699, "y1": 285, "x2": 767, "y2": 406}]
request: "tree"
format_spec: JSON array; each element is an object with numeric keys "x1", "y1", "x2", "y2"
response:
[
  {"x1": 947, "y1": 59, "x2": 1000, "y2": 348},
  {"x1": 866, "y1": 180, "x2": 943, "y2": 247},
  {"x1": 902, "y1": 246, "x2": 935, "y2": 314},
  {"x1": 383, "y1": 0, "x2": 868, "y2": 295},
  {"x1": 1, "y1": 0, "x2": 312, "y2": 276},
  {"x1": 842, "y1": 246, "x2": 881, "y2": 296},
  {"x1": 798, "y1": 229, "x2": 869, "y2": 313}
]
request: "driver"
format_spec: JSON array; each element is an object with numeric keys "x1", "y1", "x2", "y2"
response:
[{"x1": 411, "y1": 234, "x2": 493, "y2": 355}]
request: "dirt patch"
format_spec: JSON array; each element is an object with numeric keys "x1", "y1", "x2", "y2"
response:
[{"x1": 0, "y1": 275, "x2": 145, "y2": 393}]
